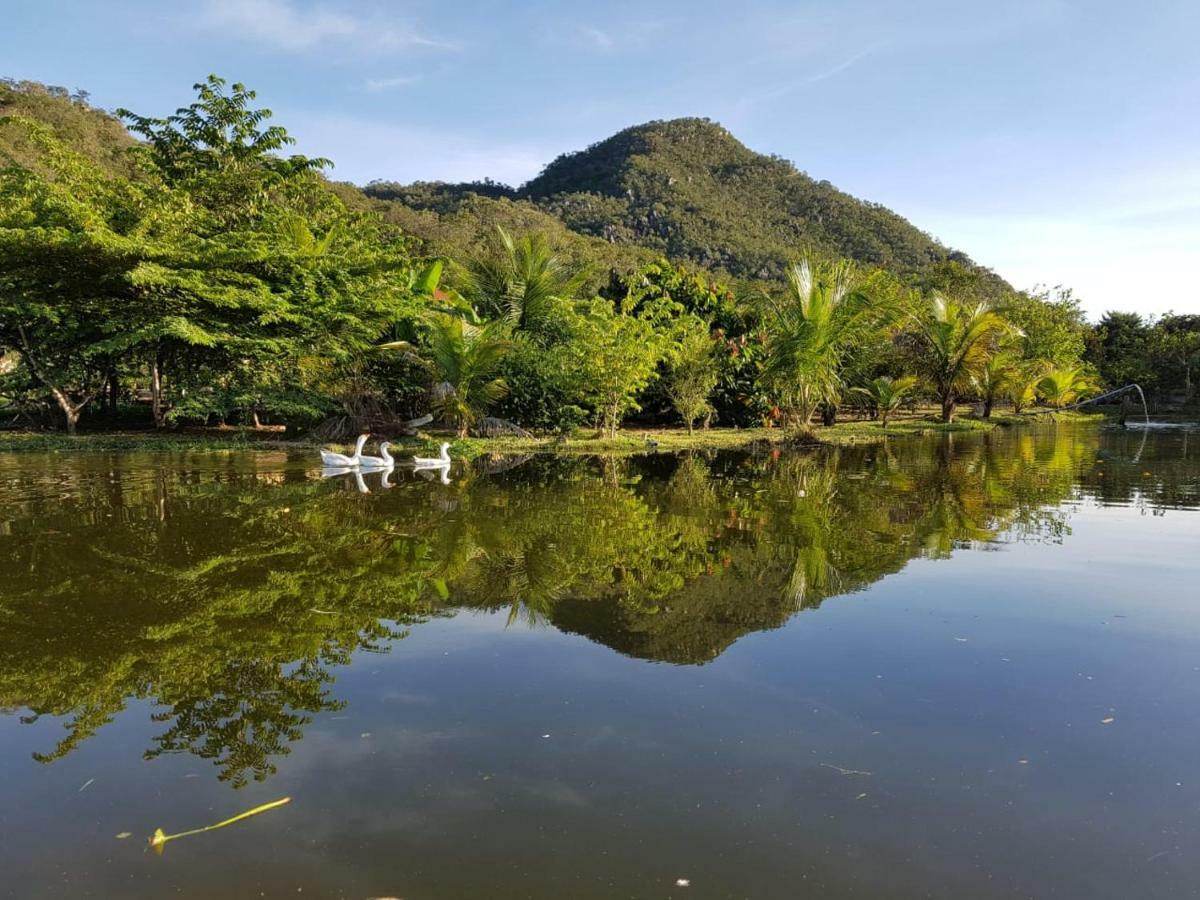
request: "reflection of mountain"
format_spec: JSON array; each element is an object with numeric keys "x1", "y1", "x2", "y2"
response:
[{"x1": 3, "y1": 427, "x2": 1183, "y2": 781}]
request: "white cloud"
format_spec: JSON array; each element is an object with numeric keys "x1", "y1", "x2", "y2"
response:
[
  {"x1": 553, "y1": 18, "x2": 664, "y2": 53},
  {"x1": 364, "y1": 75, "x2": 421, "y2": 92},
  {"x1": 736, "y1": 48, "x2": 877, "y2": 108},
  {"x1": 195, "y1": 0, "x2": 456, "y2": 53},
  {"x1": 579, "y1": 26, "x2": 614, "y2": 50}
]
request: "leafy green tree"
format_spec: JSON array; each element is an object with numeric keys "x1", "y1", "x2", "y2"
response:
[
  {"x1": 908, "y1": 295, "x2": 1015, "y2": 422},
  {"x1": 1003, "y1": 287, "x2": 1088, "y2": 366},
  {"x1": 665, "y1": 318, "x2": 720, "y2": 433},
  {"x1": 118, "y1": 74, "x2": 330, "y2": 226},
  {"x1": 558, "y1": 299, "x2": 664, "y2": 437},
  {"x1": 851, "y1": 375, "x2": 918, "y2": 428},
  {"x1": 0, "y1": 116, "x2": 157, "y2": 432},
  {"x1": 1148, "y1": 314, "x2": 1200, "y2": 401},
  {"x1": 1089, "y1": 311, "x2": 1152, "y2": 390},
  {"x1": 757, "y1": 259, "x2": 888, "y2": 432}
]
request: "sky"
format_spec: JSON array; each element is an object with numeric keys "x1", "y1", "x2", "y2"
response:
[{"x1": 5, "y1": 0, "x2": 1198, "y2": 319}]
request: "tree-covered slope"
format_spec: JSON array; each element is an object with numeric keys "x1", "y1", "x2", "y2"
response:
[
  {"x1": 0, "y1": 79, "x2": 137, "y2": 177},
  {"x1": 4, "y1": 79, "x2": 997, "y2": 289},
  {"x1": 522, "y1": 117, "x2": 982, "y2": 281},
  {"x1": 361, "y1": 181, "x2": 653, "y2": 284}
]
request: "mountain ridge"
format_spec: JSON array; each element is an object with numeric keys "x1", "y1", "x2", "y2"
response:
[{"x1": 371, "y1": 116, "x2": 1002, "y2": 287}]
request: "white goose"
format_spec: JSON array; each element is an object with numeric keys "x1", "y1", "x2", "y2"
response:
[
  {"x1": 320, "y1": 433, "x2": 369, "y2": 468},
  {"x1": 413, "y1": 442, "x2": 451, "y2": 468},
  {"x1": 359, "y1": 441, "x2": 394, "y2": 470}
]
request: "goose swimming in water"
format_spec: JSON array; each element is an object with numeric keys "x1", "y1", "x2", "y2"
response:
[
  {"x1": 358, "y1": 441, "x2": 394, "y2": 470},
  {"x1": 413, "y1": 442, "x2": 451, "y2": 467},
  {"x1": 320, "y1": 433, "x2": 368, "y2": 468}
]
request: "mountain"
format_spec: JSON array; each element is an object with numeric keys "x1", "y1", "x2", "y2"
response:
[
  {"x1": 522, "y1": 117, "x2": 978, "y2": 281},
  {"x1": 371, "y1": 117, "x2": 999, "y2": 287}
]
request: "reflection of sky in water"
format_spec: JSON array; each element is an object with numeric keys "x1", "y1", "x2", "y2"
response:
[{"x1": 1, "y1": 426, "x2": 1198, "y2": 898}]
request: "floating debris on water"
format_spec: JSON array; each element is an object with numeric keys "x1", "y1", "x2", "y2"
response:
[
  {"x1": 1101, "y1": 716, "x2": 1115, "y2": 725},
  {"x1": 148, "y1": 796, "x2": 291, "y2": 855},
  {"x1": 115, "y1": 832, "x2": 132, "y2": 840},
  {"x1": 675, "y1": 878, "x2": 691, "y2": 887},
  {"x1": 78, "y1": 778, "x2": 94, "y2": 793},
  {"x1": 821, "y1": 763, "x2": 872, "y2": 776}
]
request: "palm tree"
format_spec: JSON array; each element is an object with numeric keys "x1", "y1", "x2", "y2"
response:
[
  {"x1": 1037, "y1": 364, "x2": 1097, "y2": 410},
  {"x1": 758, "y1": 259, "x2": 889, "y2": 432},
  {"x1": 971, "y1": 352, "x2": 1020, "y2": 418},
  {"x1": 910, "y1": 295, "x2": 1016, "y2": 422},
  {"x1": 1007, "y1": 363, "x2": 1047, "y2": 414},
  {"x1": 852, "y1": 375, "x2": 918, "y2": 428},
  {"x1": 459, "y1": 227, "x2": 585, "y2": 337},
  {"x1": 382, "y1": 314, "x2": 512, "y2": 437}
]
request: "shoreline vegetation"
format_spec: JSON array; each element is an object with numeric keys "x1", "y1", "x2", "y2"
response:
[
  {"x1": 4, "y1": 78, "x2": 1194, "y2": 447},
  {"x1": 0, "y1": 410, "x2": 1109, "y2": 459}
]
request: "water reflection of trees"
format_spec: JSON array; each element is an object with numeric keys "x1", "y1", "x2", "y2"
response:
[{"x1": 2, "y1": 427, "x2": 1184, "y2": 782}]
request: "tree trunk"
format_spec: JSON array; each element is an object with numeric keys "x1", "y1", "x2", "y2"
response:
[
  {"x1": 106, "y1": 370, "x2": 119, "y2": 415},
  {"x1": 941, "y1": 391, "x2": 956, "y2": 423},
  {"x1": 686, "y1": 418, "x2": 694, "y2": 436},
  {"x1": 982, "y1": 396, "x2": 993, "y2": 419},
  {"x1": 46, "y1": 384, "x2": 87, "y2": 434},
  {"x1": 821, "y1": 403, "x2": 837, "y2": 426},
  {"x1": 15, "y1": 326, "x2": 92, "y2": 435},
  {"x1": 150, "y1": 350, "x2": 167, "y2": 428}
]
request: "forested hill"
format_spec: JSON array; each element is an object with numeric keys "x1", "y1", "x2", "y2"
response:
[
  {"x1": 0, "y1": 80, "x2": 136, "y2": 177},
  {"x1": 522, "y1": 117, "x2": 976, "y2": 280},
  {"x1": 3, "y1": 79, "x2": 996, "y2": 287},
  {"x1": 369, "y1": 117, "x2": 1002, "y2": 287}
]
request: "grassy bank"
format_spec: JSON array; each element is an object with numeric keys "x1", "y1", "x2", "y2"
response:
[{"x1": 0, "y1": 411, "x2": 1109, "y2": 458}]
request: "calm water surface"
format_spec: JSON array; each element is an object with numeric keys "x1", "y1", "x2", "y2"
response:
[{"x1": 1, "y1": 425, "x2": 1198, "y2": 899}]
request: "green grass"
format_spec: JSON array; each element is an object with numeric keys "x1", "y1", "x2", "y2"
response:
[
  {"x1": 0, "y1": 430, "x2": 305, "y2": 454},
  {"x1": 0, "y1": 410, "x2": 1110, "y2": 457}
]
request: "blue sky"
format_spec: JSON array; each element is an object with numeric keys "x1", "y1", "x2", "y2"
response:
[{"x1": 6, "y1": 0, "x2": 1198, "y2": 318}]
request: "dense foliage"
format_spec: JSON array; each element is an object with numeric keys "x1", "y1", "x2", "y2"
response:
[{"x1": 2, "y1": 77, "x2": 1193, "y2": 436}]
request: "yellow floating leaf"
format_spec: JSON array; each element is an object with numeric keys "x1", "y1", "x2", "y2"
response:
[{"x1": 149, "y1": 797, "x2": 291, "y2": 856}]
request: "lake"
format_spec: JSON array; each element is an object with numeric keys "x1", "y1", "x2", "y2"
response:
[{"x1": 1, "y1": 424, "x2": 1198, "y2": 899}]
